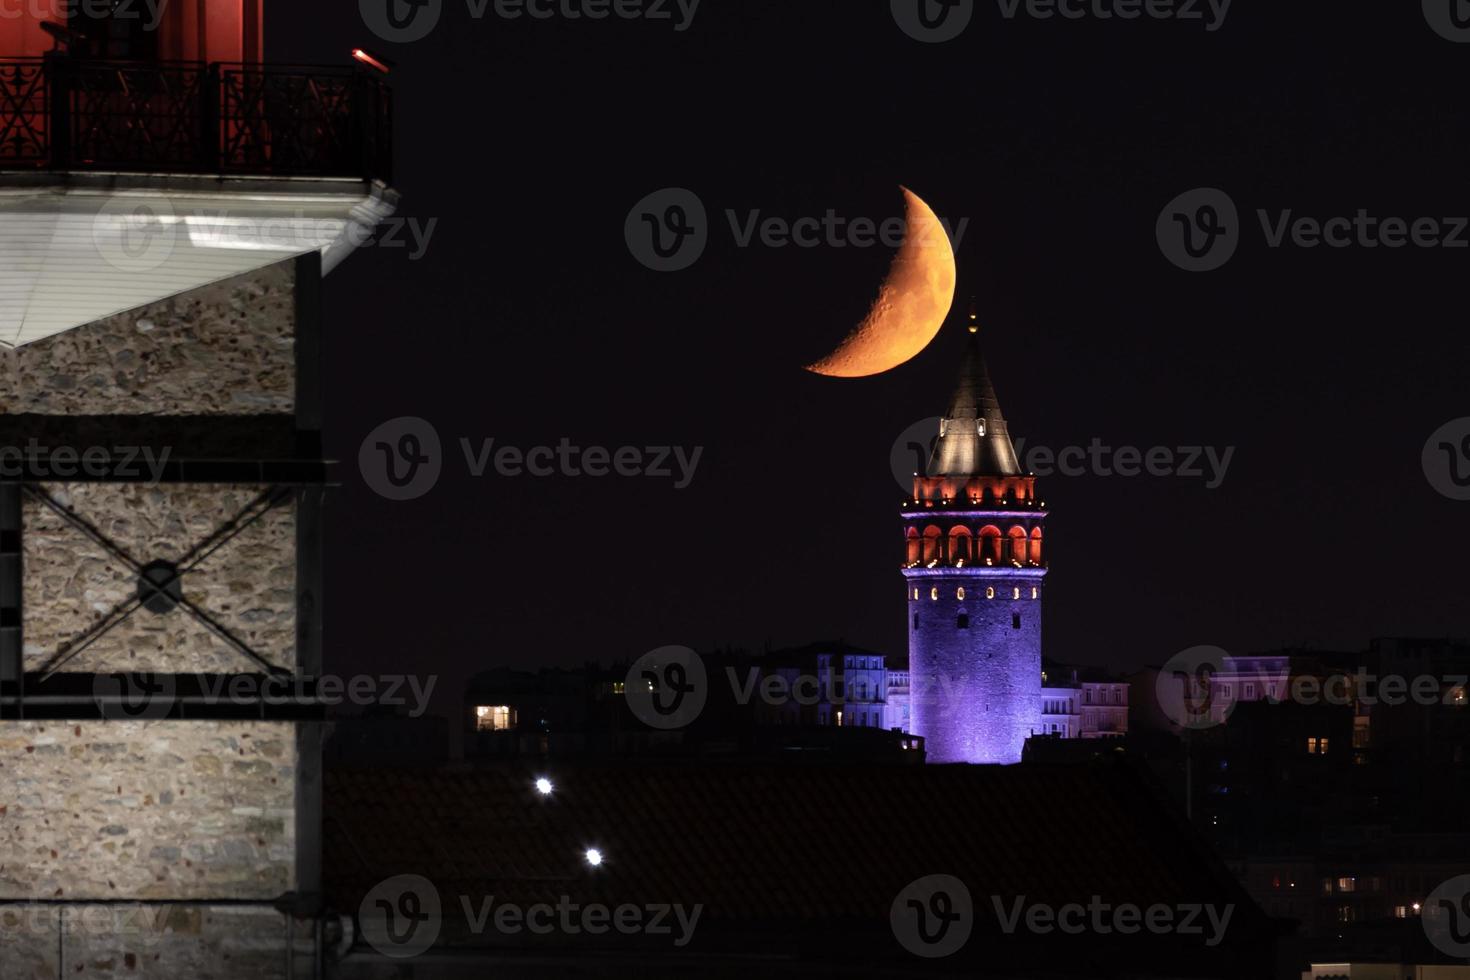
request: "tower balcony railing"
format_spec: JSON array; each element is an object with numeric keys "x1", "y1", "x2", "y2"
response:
[{"x1": 0, "y1": 55, "x2": 392, "y2": 182}]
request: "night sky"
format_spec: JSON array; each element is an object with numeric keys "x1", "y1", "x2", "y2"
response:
[{"x1": 270, "y1": 2, "x2": 1469, "y2": 728}]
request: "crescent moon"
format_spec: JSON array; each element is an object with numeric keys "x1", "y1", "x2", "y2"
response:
[{"x1": 804, "y1": 186, "x2": 957, "y2": 378}]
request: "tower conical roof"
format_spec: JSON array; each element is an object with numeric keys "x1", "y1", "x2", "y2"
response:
[{"x1": 926, "y1": 323, "x2": 1021, "y2": 477}]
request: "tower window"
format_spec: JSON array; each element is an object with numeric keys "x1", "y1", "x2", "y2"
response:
[
  {"x1": 956, "y1": 587, "x2": 965, "y2": 600},
  {"x1": 1012, "y1": 587, "x2": 1020, "y2": 600},
  {"x1": 913, "y1": 614, "x2": 919, "y2": 631},
  {"x1": 930, "y1": 587, "x2": 939, "y2": 601},
  {"x1": 985, "y1": 586, "x2": 995, "y2": 599},
  {"x1": 1031, "y1": 587, "x2": 1039, "y2": 599},
  {"x1": 1012, "y1": 614, "x2": 1021, "y2": 630},
  {"x1": 957, "y1": 614, "x2": 969, "y2": 630}
]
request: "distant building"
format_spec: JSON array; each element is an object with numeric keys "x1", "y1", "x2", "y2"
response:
[{"x1": 1041, "y1": 660, "x2": 1129, "y2": 739}]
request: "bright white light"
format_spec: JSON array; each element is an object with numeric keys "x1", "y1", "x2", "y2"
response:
[
  {"x1": 585, "y1": 848, "x2": 603, "y2": 867},
  {"x1": 535, "y1": 778, "x2": 553, "y2": 796}
]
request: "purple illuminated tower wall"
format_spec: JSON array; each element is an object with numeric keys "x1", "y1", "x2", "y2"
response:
[{"x1": 901, "y1": 320, "x2": 1045, "y2": 764}]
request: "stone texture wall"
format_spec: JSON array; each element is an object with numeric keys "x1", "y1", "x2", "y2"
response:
[
  {"x1": 23, "y1": 483, "x2": 295, "y2": 675},
  {"x1": 0, "y1": 262, "x2": 296, "y2": 416},
  {"x1": 906, "y1": 573, "x2": 1044, "y2": 764},
  {"x1": 0, "y1": 721, "x2": 297, "y2": 978}
]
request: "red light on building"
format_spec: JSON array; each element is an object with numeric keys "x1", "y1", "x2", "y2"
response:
[{"x1": 353, "y1": 48, "x2": 392, "y2": 74}]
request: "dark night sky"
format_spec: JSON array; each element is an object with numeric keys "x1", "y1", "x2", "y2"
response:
[{"x1": 269, "y1": 3, "x2": 1469, "y2": 727}]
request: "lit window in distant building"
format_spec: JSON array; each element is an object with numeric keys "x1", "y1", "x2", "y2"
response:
[
  {"x1": 1244, "y1": 683, "x2": 1254, "y2": 699},
  {"x1": 1337, "y1": 877, "x2": 1355, "y2": 892},
  {"x1": 613, "y1": 682, "x2": 625, "y2": 695},
  {"x1": 1337, "y1": 905, "x2": 1356, "y2": 923},
  {"x1": 930, "y1": 587, "x2": 939, "y2": 601},
  {"x1": 956, "y1": 587, "x2": 966, "y2": 600},
  {"x1": 986, "y1": 586, "x2": 995, "y2": 599},
  {"x1": 1452, "y1": 686, "x2": 1467, "y2": 706},
  {"x1": 1012, "y1": 587, "x2": 1020, "y2": 599},
  {"x1": 1321, "y1": 878, "x2": 1333, "y2": 895},
  {"x1": 476, "y1": 705, "x2": 515, "y2": 732},
  {"x1": 1031, "y1": 586, "x2": 1038, "y2": 599}
]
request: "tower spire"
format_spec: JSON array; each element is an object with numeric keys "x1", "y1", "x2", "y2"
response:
[{"x1": 927, "y1": 303, "x2": 1021, "y2": 478}]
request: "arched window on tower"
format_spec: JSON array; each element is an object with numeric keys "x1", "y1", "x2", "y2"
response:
[
  {"x1": 1007, "y1": 526, "x2": 1028, "y2": 564},
  {"x1": 948, "y1": 526, "x2": 972, "y2": 566},
  {"x1": 1029, "y1": 527, "x2": 1043, "y2": 565},
  {"x1": 921, "y1": 526, "x2": 942, "y2": 564},
  {"x1": 979, "y1": 525, "x2": 1002, "y2": 564},
  {"x1": 905, "y1": 527, "x2": 921, "y2": 566}
]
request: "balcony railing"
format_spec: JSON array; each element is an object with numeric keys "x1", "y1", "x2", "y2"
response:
[{"x1": 0, "y1": 56, "x2": 391, "y2": 182}]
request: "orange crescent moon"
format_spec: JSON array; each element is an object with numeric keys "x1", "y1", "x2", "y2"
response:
[{"x1": 804, "y1": 186, "x2": 957, "y2": 378}]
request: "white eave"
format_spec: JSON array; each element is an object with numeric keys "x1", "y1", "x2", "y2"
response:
[{"x1": 0, "y1": 172, "x2": 399, "y2": 349}]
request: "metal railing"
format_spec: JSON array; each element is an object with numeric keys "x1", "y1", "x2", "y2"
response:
[{"x1": 0, "y1": 55, "x2": 391, "y2": 181}]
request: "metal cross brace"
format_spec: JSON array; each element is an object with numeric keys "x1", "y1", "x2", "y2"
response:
[{"x1": 23, "y1": 484, "x2": 295, "y2": 680}]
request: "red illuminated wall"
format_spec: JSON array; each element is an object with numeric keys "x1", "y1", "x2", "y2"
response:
[
  {"x1": 0, "y1": 0, "x2": 66, "y2": 58},
  {"x1": 0, "y1": 0, "x2": 261, "y2": 61}
]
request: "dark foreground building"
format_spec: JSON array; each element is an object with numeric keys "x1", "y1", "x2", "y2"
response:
[{"x1": 324, "y1": 759, "x2": 1278, "y2": 978}]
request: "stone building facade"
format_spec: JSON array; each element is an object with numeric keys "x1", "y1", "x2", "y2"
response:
[{"x1": 0, "y1": 259, "x2": 326, "y2": 978}]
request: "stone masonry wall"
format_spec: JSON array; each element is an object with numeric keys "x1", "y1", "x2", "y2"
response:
[
  {"x1": 0, "y1": 721, "x2": 297, "y2": 978},
  {"x1": 0, "y1": 262, "x2": 296, "y2": 416},
  {"x1": 23, "y1": 483, "x2": 295, "y2": 675}
]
